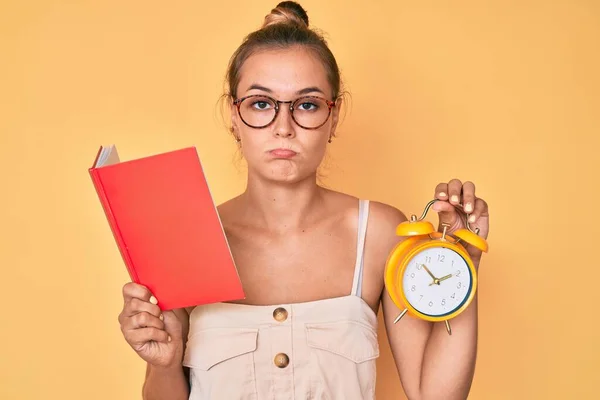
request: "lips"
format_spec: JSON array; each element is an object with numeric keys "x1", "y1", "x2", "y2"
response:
[{"x1": 269, "y1": 148, "x2": 297, "y2": 158}]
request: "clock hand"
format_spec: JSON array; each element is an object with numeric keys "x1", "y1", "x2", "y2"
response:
[
  {"x1": 430, "y1": 273, "x2": 452, "y2": 286},
  {"x1": 421, "y1": 264, "x2": 438, "y2": 281}
]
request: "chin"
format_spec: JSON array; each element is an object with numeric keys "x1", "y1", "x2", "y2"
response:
[{"x1": 255, "y1": 161, "x2": 315, "y2": 184}]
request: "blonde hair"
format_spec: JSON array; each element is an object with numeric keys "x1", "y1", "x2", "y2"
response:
[
  {"x1": 224, "y1": 1, "x2": 343, "y2": 102},
  {"x1": 262, "y1": 1, "x2": 309, "y2": 29}
]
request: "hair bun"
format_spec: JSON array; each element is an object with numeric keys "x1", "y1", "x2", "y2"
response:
[{"x1": 262, "y1": 1, "x2": 309, "y2": 29}]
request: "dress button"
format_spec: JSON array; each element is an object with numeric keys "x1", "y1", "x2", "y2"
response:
[
  {"x1": 274, "y1": 353, "x2": 289, "y2": 368},
  {"x1": 273, "y1": 307, "x2": 288, "y2": 322}
]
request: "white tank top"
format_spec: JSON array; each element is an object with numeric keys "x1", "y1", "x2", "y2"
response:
[{"x1": 183, "y1": 199, "x2": 379, "y2": 399}]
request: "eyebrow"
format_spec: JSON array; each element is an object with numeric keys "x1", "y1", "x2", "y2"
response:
[
  {"x1": 246, "y1": 84, "x2": 325, "y2": 96},
  {"x1": 297, "y1": 86, "x2": 325, "y2": 95}
]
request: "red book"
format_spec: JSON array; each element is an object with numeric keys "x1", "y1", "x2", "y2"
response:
[{"x1": 89, "y1": 145, "x2": 245, "y2": 310}]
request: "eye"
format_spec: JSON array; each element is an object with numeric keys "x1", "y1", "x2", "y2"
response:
[
  {"x1": 296, "y1": 101, "x2": 318, "y2": 111},
  {"x1": 251, "y1": 101, "x2": 272, "y2": 110}
]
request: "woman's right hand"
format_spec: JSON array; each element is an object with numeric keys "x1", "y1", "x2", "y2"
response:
[{"x1": 118, "y1": 282, "x2": 184, "y2": 368}]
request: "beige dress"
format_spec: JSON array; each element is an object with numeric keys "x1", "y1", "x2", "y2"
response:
[{"x1": 183, "y1": 200, "x2": 379, "y2": 399}]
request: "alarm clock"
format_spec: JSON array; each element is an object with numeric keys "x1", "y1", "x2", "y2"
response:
[{"x1": 384, "y1": 199, "x2": 488, "y2": 335}]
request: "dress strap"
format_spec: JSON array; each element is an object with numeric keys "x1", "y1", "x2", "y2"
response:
[{"x1": 351, "y1": 199, "x2": 370, "y2": 297}]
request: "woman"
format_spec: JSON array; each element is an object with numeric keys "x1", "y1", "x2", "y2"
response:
[{"x1": 118, "y1": 2, "x2": 490, "y2": 399}]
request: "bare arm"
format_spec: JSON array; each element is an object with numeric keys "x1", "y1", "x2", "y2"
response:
[
  {"x1": 118, "y1": 283, "x2": 192, "y2": 400},
  {"x1": 143, "y1": 365, "x2": 190, "y2": 400},
  {"x1": 142, "y1": 307, "x2": 191, "y2": 400},
  {"x1": 382, "y1": 265, "x2": 479, "y2": 400},
  {"x1": 142, "y1": 364, "x2": 190, "y2": 400},
  {"x1": 376, "y1": 179, "x2": 488, "y2": 399}
]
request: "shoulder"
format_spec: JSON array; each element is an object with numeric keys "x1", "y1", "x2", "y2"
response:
[
  {"x1": 215, "y1": 194, "x2": 244, "y2": 229},
  {"x1": 367, "y1": 200, "x2": 408, "y2": 230},
  {"x1": 321, "y1": 189, "x2": 408, "y2": 236},
  {"x1": 366, "y1": 199, "x2": 408, "y2": 239},
  {"x1": 364, "y1": 200, "x2": 408, "y2": 258},
  {"x1": 216, "y1": 195, "x2": 239, "y2": 217},
  {"x1": 324, "y1": 190, "x2": 408, "y2": 253}
]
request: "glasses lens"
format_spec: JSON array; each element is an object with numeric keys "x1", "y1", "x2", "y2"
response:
[
  {"x1": 239, "y1": 96, "x2": 277, "y2": 127},
  {"x1": 292, "y1": 97, "x2": 331, "y2": 129}
]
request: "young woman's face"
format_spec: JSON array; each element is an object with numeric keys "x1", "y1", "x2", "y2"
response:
[{"x1": 231, "y1": 47, "x2": 339, "y2": 183}]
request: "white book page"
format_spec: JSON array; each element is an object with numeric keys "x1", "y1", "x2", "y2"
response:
[{"x1": 95, "y1": 145, "x2": 121, "y2": 167}]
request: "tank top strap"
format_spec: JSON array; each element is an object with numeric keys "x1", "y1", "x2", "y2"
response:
[{"x1": 350, "y1": 199, "x2": 370, "y2": 297}]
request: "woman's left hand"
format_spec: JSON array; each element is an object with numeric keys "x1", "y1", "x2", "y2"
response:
[{"x1": 431, "y1": 179, "x2": 489, "y2": 261}]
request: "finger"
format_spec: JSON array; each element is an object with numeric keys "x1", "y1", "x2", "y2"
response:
[
  {"x1": 128, "y1": 311, "x2": 165, "y2": 331},
  {"x1": 435, "y1": 204, "x2": 460, "y2": 227},
  {"x1": 162, "y1": 310, "x2": 183, "y2": 338},
  {"x1": 122, "y1": 282, "x2": 155, "y2": 304},
  {"x1": 461, "y1": 181, "x2": 476, "y2": 214},
  {"x1": 432, "y1": 182, "x2": 450, "y2": 213},
  {"x1": 125, "y1": 327, "x2": 170, "y2": 347},
  {"x1": 432, "y1": 200, "x2": 455, "y2": 213},
  {"x1": 123, "y1": 298, "x2": 162, "y2": 318},
  {"x1": 119, "y1": 298, "x2": 162, "y2": 326},
  {"x1": 434, "y1": 182, "x2": 449, "y2": 200},
  {"x1": 447, "y1": 179, "x2": 463, "y2": 205},
  {"x1": 468, "y1": 198, "x2": 489, "y2": 224}
]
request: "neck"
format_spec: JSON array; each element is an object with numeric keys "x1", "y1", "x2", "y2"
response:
[{"x1": 240, "y1": 173, "x2": 324, "y2": 232}]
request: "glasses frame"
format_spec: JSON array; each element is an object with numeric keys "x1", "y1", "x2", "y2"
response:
[{"x1": 233, "y1": 94, "x2": 336, "y2": 130}]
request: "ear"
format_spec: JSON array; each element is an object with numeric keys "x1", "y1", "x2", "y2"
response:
[
  {"x1": 229, "y1": 99, "x2": 240, "y2": 138},
  {"x1": 329, "y1": 97, "x2": 343, "y2": 139}
]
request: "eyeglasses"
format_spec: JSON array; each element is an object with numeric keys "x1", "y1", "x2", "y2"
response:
[{"x1": 233, "y1": 95, "x2": 336, "y2": 130}]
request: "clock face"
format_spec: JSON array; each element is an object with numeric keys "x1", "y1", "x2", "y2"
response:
[{"x1": 402, "y1": 247, "x2": 472, "y2": 317}]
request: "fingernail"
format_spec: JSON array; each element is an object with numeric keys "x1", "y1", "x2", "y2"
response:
[
  {"x1": 159, "y1": 314, "x2": 164, "y2": 321},
  {"x1": 451, "y1": 195, "x2": 459, "y2": 203},
  {"x1": 469, "y1": 215, "x2": 476, "y2": 223},
  {"x1": 465, "y1": 203, "x2": 473, "y2": 213},
  {"x1": 439, "y1": 192, "x2": 447, "y2": 197},
  {"x1": 149, "y1": 296, "x2": 158, "y2": 305},
  {"x1": 168, "y1": 336, "x2": 172, "y2": 342}
]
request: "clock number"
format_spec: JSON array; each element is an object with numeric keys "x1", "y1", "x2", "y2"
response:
[
  {"x1": 441, "y1": 299, "x2": 446, "y2": 306},
  {"x1": 428, "y1": 301, "x2": 433, "y2": 307},
  {"x1": 411, "y1": 285, "x2": 416, "y2": 292},
  {"x1": 451, "y1": 293, "x2": 456, "y2": 299},
  {"x1": 425, "y1": 256, "x2": 431, "y2": 263},
  {"x1": 456, "y1": 270, "x2": 461, "y2": 277},
  {"x1": 457, "y1": 282, "x2": 462, "y2": 289},
  {"x1": 451, "y1": 260, "x2": 455, "y2": 267},
  {"x1": 419, "y1": 295, "x2": 423, "y2": 302},
  {"x1": 417, "y1": 263, "x2": 422, "y2": 270},
  {"x1": 410, "y1": 272, "x2": 415, "y2": 278},
  {"x1": 438, "y1": 254, "x2": 445, "y2": 262}
]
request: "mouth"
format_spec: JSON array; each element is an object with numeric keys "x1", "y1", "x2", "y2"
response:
[{"x1": 268, "y1": 148, "x2": 298, "y2": 159}]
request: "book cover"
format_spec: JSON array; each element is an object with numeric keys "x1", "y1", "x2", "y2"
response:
[{"x1": 89, "y1": 145, "x2": 245, "y2": 310}]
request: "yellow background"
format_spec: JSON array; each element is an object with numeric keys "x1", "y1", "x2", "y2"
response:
[{"x1": 1, "y1": 1, "x2": 598, "y2": 399}]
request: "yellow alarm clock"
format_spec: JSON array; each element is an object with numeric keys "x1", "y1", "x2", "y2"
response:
[{"x1": 384, "y1": 199, "x2": 488, "y2": 335}]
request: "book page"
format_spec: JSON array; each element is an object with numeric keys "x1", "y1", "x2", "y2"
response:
[{"x1": 96, "y1": 145, "x2": 121, "y2": 167}]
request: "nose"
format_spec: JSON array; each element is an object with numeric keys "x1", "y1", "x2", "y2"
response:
[{"x1": 273, "y1": 103, "x2": 295, "y2": 139}]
